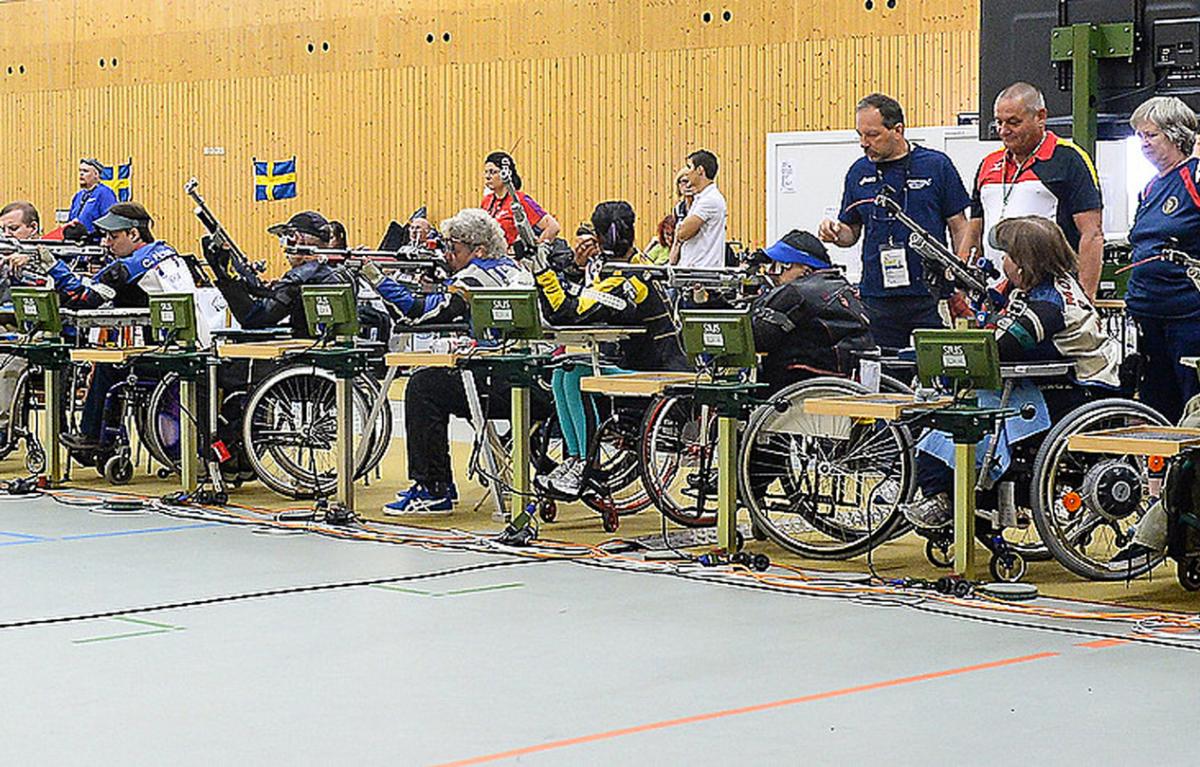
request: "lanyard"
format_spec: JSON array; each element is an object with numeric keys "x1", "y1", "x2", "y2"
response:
[
  {"x1": 875, "y1": 148, "x2": 914, "y2": 245},
  {"x1": 1000, "y1": 133, "x2": 1048, "y2": 211}
]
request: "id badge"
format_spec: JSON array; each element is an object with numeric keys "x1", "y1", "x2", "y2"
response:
[{"x1": 880, "y1": 246, "x2": 910, "y2": 289}]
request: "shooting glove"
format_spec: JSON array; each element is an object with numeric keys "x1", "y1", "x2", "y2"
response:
[
  {"x1": 530, "y1": 241, "x2": 553, "y2": 273},
  {"x1": 359, "y1": 259, "x2": 385, "y2": 287},
  {"x1": 34, "y1": 246, "x2": 58, "y2": 272}
]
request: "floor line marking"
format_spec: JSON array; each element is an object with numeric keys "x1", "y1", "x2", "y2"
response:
[
  {"x1": 0, "y1": 531, "x2": 50, "y2": 541},
  {"x1": 430, "y1": 651, "x2": 1061, "y2": 767},
  {"x1": 1076, "y1": 638, "x2": 1131, "y2": 649},
  {"x1": 370, "y1": 582, "x2": 525, "y2": 598},
  {"x1": 59, "y1": 523, "x2": 218, "y2": 541},
  {"x1": 0, "y1": 539, "x2": 45, "y2": 547},
  {"x1": 72, "y1": 628, "x2": 178, "y2": 645},
  {"x1": 112, "y1": 616, "x2": 182, "y2": 630}
]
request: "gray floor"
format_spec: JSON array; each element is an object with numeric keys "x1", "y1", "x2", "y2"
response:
[{"x1": 1, "y1": 494, "x2": 1197, "y2": 766}]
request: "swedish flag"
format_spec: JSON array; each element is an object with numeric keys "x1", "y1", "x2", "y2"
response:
[
  {"x1": 99, "y1": 159, "x2": 132, "y2": 202},
  {"x1": 254, "y1": 157, "x2": 297, "y2": 202}
]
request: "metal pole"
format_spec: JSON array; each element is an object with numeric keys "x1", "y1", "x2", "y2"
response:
[
  {"x1": 179, "y1": 377, "x2": 199, "y2": 494},
  {"x1": 953, "y1": 441, "x2": 977, "y2": 579},
  {"x1": 508, "y1": 382, "x2": 532, "y2": 528},
  {"x1": 1071, "y1": 23, "x2": 1099, "y2": 157},
  {"x1": 334, "y1": 374, "x2": 355, "y2": 513},
  {"x1": 717, "y1": 413, "x2": 738, "y2": 552},
  {"x1": 42, "y1": 365, "x2": 63, "y2": 485}
]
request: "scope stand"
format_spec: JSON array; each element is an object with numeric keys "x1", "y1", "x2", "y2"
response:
[
  {"x1": 922, "y1": 399, "x2": 1013, "y2": 580},
  {"x1": 132, "y1": 347, "x2": 211, "y2": 499},
  {"x1": 680, "y1": 379, "x2": 765, "y2": 553},
  {"x1": 294, "y1": 340, "x2": 371, "y2": 523},
  {"x1": 0, "y1": 339, "x2": 71, "y2": 485}
]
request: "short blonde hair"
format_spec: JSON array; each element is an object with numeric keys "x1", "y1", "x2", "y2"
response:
[{"x1": 440, "y1": 208, "x2": 507, "y2": 259}]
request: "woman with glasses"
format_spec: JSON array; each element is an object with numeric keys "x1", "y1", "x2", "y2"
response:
[
  {"x1": 480, "y1": 151, "x2": 560, "y2": 251},
  {"x1": 1122, "y1": 96, "x2": 1200, "y2": 423}
]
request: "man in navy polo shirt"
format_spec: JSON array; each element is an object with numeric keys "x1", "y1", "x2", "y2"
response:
[
  {"x1": 819, "y1": 93, "x2": 971, "y2": 351},
  {"x1": 65, "y1": 158, "x2": 118, "y2": 242}
]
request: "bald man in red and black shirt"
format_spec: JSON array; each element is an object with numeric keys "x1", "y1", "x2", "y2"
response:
[{"x1": 964, "y1": 82, "x2": 1104, "y2": 297}]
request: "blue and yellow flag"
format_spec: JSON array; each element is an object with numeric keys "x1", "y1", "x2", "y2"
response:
[
  {"x1": 254, "y1": 157, "x2": 297, "y2": 202},
  {"x1": 99, "y1": 159, "x2": 132, "y2": 202}
]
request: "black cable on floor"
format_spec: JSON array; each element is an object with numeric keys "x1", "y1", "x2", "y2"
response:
[{"x1": 0, "y1": 558, "x2": 544, "y2": 631}]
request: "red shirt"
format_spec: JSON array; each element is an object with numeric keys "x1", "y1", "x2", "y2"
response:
[{"x1": 481, "y1": 190, "x2": 548, "y2": 246}]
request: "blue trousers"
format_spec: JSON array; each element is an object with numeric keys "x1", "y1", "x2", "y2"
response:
[
  {"x1": 861, "y1": 294, "x2": 944, "y2": 353},
  {"x1": 1134, "y1": 314, "x2": 1200, "y2": 424}
]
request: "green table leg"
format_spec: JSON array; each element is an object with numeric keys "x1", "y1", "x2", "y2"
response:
[
  {"x1": 334, "y1": 375, "x2": 355, "y2": 513},
  {"x1": 42, "y1": 366, "x2": 64, "y2": 485},
  {"x1": 179, "y1": 377, "x2": 199, "y2": 494},
  {"x1": 953, "y1": 441, "x2": 977, "y2": 579},
  {"x1": 716, "y1": 413, "x2": 738, "y2": 552},
  {"x1": 509, "y1": 383, "x2": 532, "y2": 528}
]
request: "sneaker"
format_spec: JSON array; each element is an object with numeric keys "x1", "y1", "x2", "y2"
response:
[
  {"x1": 1110, "y1": 542, "x2": 1157, "y2": 565},
  {"x1": 900, "y1": 492, "x2": 952, "y2": 529},
  {"x1": 383, "y1": 483, "x2": 454, "y2": 516},
  {"x1": 547, "y1": 457, "x2": 585, "y2": 499},
  {"x1": 535, "y1": 458, "x2": 580, "y2": 494}
]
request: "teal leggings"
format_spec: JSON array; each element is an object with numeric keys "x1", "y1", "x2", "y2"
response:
[{"x1": 551, "y1": 363, "x2": 628, "y2": 459}]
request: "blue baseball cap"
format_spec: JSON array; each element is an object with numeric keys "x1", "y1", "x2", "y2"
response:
[{"x1": 763, "y1": 229, "x2": 830, "y2": 270}]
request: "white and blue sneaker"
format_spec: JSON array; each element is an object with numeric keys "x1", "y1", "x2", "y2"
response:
[{"x1": 384, "y1": 483, "x2": 457, "y2": 516}]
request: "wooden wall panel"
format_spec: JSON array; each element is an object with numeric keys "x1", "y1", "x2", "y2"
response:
[{"x1": 0, "y1": 0, "x2": 981, "y2": 274}]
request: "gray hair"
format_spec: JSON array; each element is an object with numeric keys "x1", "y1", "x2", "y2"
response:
[
  {"x1": 440, "y1": 208, "x2": 508, "y2": 259},
  {"x1": 1130, "y1": 96, "x2": 1198, "y2": 155},
  {"x1": 994, "y1": 82, "x2": 1045, "y2": 116}
]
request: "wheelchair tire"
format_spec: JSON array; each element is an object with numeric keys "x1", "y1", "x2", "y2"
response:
[
  {"x1": 639, "y1": 392, "x2": 720, "y2": 528},
  {"x1": 241, "y1": 365, "x2": 380, "y2": 499},
  {"x1": 738, "y1": 377, "x2": 914, "y2": 560},
  {"x1": 1031, "y1": 398, "x2": 1169, "y2": 581}
]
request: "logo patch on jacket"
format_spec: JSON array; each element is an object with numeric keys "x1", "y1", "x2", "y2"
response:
[{"x1": 1163, "y1": 196, "x2": 1180, "y2": 215}]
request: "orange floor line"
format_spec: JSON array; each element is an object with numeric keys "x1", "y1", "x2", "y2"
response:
[{"x1": 431, "y1": 651, "x2": 1061, "y2": 767}]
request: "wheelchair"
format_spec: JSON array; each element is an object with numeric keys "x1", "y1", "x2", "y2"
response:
[
  {"x1": 142, "y1": 348, "x2": 393, "y2": 500},
  {"x1": 531, "y1": 359, "x2": 653, "y2": 532},
  {"x1": 0, "y1": 354, "x2": 46, "y2": 473}
]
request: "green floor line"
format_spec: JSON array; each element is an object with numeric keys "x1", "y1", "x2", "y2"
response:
[
  {"x1": 72, "y1": 628, "x2": 180, "y2": 645},
  {"x1": 113, "y1": 615, "x2": 182, "y2": 630},
  {"x1": 440, "y1": 583, "x2": 524, "y2": 597},
  {"x1": 370, "y1": 582, "x2": 525, "y2": 598}
]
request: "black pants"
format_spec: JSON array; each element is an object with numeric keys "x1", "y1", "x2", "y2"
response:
[
  {"x1": 404, "y1": 367, "x2": 549, "y2": 492},
  {"x1": 861, "y1": 294, "x2": 944, "y2": 353}
]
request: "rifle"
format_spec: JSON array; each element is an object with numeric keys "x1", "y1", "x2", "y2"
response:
[
  {"x1": 599, "y1": 261, "x2": 768, "y2": 305},
  {"x1": 184, "y1": 177, "x2": 269, "y2": 294},
  {"x1": 283, "y1": 244, "x2": 449, "y2": 290},
  {"x1": 0, "y1": 237, "x2": 108, "y2": 276},
  {"x1": 497, "y1": 157, "x2": 540, "y2": 257},
  {"x1": 873, "y1": 187, "x2": 1001, "y2": 310}
]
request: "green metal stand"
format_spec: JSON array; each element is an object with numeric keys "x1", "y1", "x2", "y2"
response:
[
  {"x1": 924, "y1": 406, "x2": 1013, "y2": 580},
  {"x1": 0, "y1": 341, "x2": 71, "y2": 485},
  {"x1": 463, "y1": 352, "x2": 546, "y2": 532},
  {"x1": 683, "y1": 380, "x2": 766, "y2": 553},
  {"x1": 295, "y1": 346, "x2": 372, "y2": 516},
  {"x1": 1050, "y1": 21, "x2": 1135, "y2": 156},
  {"x1": 134, "y1": 350, "x2": 209, "y2": 496}
]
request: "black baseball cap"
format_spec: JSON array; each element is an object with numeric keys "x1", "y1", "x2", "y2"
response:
[
  {"x1": 268, "y1": 211, "x2": 329, "y2": 238},
  {"x1": 763, "y1": 229, "x2": 831, "y2": 269}
]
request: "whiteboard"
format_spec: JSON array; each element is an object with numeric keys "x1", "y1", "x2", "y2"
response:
[{"x1": 766, "y1": 125, "x2": 1138, "y2": 284}]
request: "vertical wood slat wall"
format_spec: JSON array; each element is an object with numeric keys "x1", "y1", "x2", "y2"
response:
[{"x1": 0, "y1": 0, "x2": 978, "y2": 274}]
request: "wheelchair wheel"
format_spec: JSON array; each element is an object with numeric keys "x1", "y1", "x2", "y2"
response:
[
  {"x1": 580, "y1": 408, "x2": 652, "y2": 516},
  {"x1": 738, "y1": 377, "x2": 914, "y2": 560},
  {"x1": 143, "y1": 372, "x2": 184, "y2": 471},
  {"x1": 639, "y1": 392, "x2": 720, "y2": 527},
  {"x1": 241, "y1": 365, "x2": 378, "y2": 499},
  {"x1": 1031, "y1": 398, "x2": 1169, "y2": 580}
]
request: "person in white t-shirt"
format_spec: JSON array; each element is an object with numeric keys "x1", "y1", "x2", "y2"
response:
[{"x1": 671, "y1": 149, "x2": 727, "y2": 269}]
